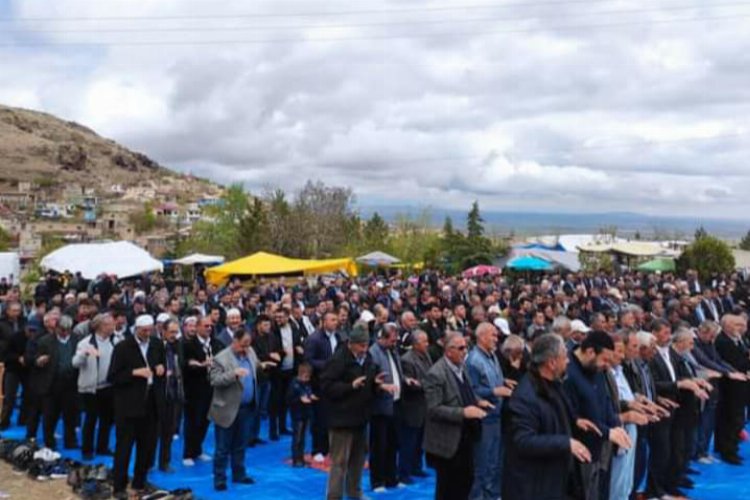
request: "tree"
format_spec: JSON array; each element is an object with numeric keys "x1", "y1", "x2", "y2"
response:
[
  {"x1": 0, "y1": 226, "x2": 12, "y2": 251},
  {"x1": 129, "y1": 201, "x2": 157, "y2": 235},
  {"x1": 236, "y1": 197, "x2": 269, "y2": 255},
  {"x1": 739, "y1": 230, "x2": 750, "y2": 251},
  {"x1": 677, "y1": 235, "x2": 735, "y2": 280},
  {"x1": 363, "y1": 212, "x2": 389, "y2": 251},
  {"x1": 294, "y1": 180, "x2": 356, "y2": 257},
  {"x1": 694, "y1": 225, "x2": 708, "y2": 241},
  {"x1": 460, "y1": 201, "x2": 495, "y2": 268},
  {"x1": 467, "y1": 201, "x2": 484, "y2": 240}
]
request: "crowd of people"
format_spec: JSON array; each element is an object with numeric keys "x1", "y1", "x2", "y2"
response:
[{"x1": 1, "y1": 267, "x2": 750, "y2": 499}]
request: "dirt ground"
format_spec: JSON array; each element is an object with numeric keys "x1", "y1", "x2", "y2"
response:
[{"x1": 0, "y1": 460, "x2": 76, "y2": 500}]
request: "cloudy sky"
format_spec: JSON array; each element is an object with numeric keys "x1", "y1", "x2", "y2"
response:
[{"x1": 2, "y1": 0, "x2": 750, "y2": 218}]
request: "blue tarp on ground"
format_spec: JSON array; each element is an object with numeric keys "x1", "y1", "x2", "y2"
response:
[
  {"x1": 1, "y1": 420, "x2": 434, "y2": 499},
  {"x1": 4, "y1": 417, "x2": 750, "y2": 498}
]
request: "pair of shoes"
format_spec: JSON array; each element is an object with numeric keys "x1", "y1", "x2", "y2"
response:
[
  {"x1": 686, "y1": 467, "x2": 700, "y2": 475},
  {"x1": 233, "y1": 476, "x2": 255, "y2": 485},
  {"x1": 214, "y1": 483, "x2": 227, "y2": 491},
  {"x1": 254, "y1": 438, "x2": 267, "y2": 446},
  {"x1": 313, "y1": 453, "x2": 326, "y2": 463},
  {"x1": 676, "y1": 477, "x2": 694, "y2": 489},
  {"x1": 372, "y1": 486, "x2": 387, "y2": 493},
  {"x1": 182, "y1": 458, "x2": 195, "y2": 467},
  {"x1": 721, "y1": 454, "x2": 743, "y2": 465},
  {"x1": 198, "y1": 453, "x2": 212, "y2": 462}
]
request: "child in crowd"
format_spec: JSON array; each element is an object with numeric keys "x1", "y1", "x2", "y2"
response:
[{"x1": 287, "y1": 362, "x2": 316, "y2": 467}]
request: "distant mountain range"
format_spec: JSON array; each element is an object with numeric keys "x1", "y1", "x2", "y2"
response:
[{"x1": 359, "y1": 205, "x2": 749, "y2": 239}]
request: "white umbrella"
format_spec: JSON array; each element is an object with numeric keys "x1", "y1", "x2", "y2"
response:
[
  {"x1": 173, "y1": 253, "x2": 225, "y2": 265},
  {"x1": 356, "y1": 251, "x2": 401, "y2": 266}
]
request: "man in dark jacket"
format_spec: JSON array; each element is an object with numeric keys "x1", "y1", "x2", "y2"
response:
[
  {"x1": 715, "y1": 314, "x2": 750, "y2": 465},
  {"x1": 504, "y1": 333, "x2": 591, "y2": 500},
  {"x1": 321, "y1": 321, "x2": 392, "y2": 500},
  {"x1": 108, "y1": 314, "x2": 166, "y2": 498},
  {"x1": 0, "y1": 301, "x2": 27, "y2": 429},
  {"x1": 304, "y1": 311, "x2": 341, "y2": 460},
  {"x1": 32, "y1": 315, "x2": 80, "y2": 450},
  {"x1": 182, "y1": 316, "x2": 224, "y2": 464},
  {"x1": 399, "y1": 329, "x2": 433, "y2": 483}
]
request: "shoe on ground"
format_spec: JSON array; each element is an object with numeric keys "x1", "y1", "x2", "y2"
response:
[
  {"x1": 233, "y1": 476, "x2": 255, "y2": 485},
  {"x1": 697, "y1": 456, "x2": 713, "y2": 465},
  {"x1": 198, "y1": 453, "x2": 212, "y2": 462},
  {"x1": 313, "y1": 453, "x2": 325, "y2": 463},
  {"x1": 182, "y1": 458, "x2": 195, "y2": 467},
  {"x1": 721, "y1": 454, "x2": 743, "y2": 465},
  {"x1": 373, "y1": 486, "x2": 387, "y2": 493}
]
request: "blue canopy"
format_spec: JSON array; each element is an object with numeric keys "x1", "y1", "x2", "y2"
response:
[
  {"x1": 517, "y1": 242, "x2": 566, "y2": 252},
  {"x1": 506, "y1": 255, "x2": 554, "y2": 271}
]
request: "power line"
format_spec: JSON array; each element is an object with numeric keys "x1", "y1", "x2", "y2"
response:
[
  {"x1": 0, "y1": 0, "x2": 723, "y2": 23},
  {"x1": 1, "y1": 13, "x2": 747, "y2": 47},
  {"x1": 5, "y1": 2, "x2": 749, "y2": 35}
]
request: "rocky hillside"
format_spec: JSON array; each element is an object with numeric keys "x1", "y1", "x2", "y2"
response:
[{"x1": 0, "y1": 104, "x2": 214, "y2": 194}]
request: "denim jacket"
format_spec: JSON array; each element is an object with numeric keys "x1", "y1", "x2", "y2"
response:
[{"x1": 466, "y1": 345, "x2": 504, "y2": 421}]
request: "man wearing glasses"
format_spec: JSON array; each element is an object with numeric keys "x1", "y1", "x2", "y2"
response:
[{"x1": 422, "y1": 332, "x2": 494, "y2": 500}]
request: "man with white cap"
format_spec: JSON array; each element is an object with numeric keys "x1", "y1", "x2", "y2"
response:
[
  {"x1": 108, "y1": 314, "x2": 166, "y2": 499},
  {"x1": 568, "y1": 319, "x2": 591, "y2": 351}
]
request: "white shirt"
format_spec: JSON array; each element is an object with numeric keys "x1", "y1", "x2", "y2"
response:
[
  {"x1": 280, "y1": 324, "x2": 294, "y2": 371},
  {"x1": 656, "y1": 345, "x2": 676, "y2": 382},
  {"x1": 325, "y1": 331, "x2": 338, "y2": 353},
  {"x1": 612, "y1": 365, "x2": 634, "y2": 402}
]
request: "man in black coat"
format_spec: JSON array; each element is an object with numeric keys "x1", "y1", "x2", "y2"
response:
[
  {"x1": 304, "y1": 311, "x2": 342, "y2": 459},
  {"x1": 32, "y1": 315, "x2": 80, "y2": 450},
  {"x1": 108, "y1": 314, "x2": 166, "y2": 498},
  {"x1": 715, "y1": 314, "x2": 750, "y2": 465},
  {"x1": 504, "y1": 334, "x2": 590, "y2": 500},
  {"x1": 0, "y1": 301, "x2": 27, "y2": 429},
  {"x1": 273, "y1": 308, "x2": 304, "y2": 436},
  {"x1": 321, "y1": 321, "x2": 392, "y2": 500},
  {"x1": 398, "y1": 329, "x2": 433, "y2": 483},
  {"x1": 182, "y1": 316, "x2": 224, "y2": 465}
]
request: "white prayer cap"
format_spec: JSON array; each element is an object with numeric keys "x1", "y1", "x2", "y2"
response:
[
  {"x1": 156, "y1": 313, "x2": 171, "y2": 324},
  {"x1": 135, "y1": 315, "x2": 154, "y2": 328}
]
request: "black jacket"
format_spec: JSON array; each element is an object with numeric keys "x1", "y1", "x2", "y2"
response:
[
  {"x1": 400, "y1": 349, "x2": 432, "y2": 428},
  {"x1": 107, "y1": 335, "x2": 166, "y2": 419},
  {"x1": 504, "y1": 372, "x2": 581, "y2": 500},
  {"x1": 0, "y1": 316, "x2": 24, "y2": 366},
  {"x1": 254, "y1": 331, "x2": 285, "y2": 381},
  {"x1": 182, "y1": 335, "x2": 224, "y2": 397},
  {"x1": 320, "y1": 347, "x2": 379, "y2": 429},
  {"x1": 30, "y1": 333, "x2": 80, "y2": 396},
  {"x1": 1, "y1": 320, "x2": 27, "y2": 373}
]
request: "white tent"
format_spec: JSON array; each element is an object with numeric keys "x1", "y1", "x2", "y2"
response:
[
  {"x1": 41, "y1": 241, "x2": 163, "y2": 280},
  {"x1": 172, "y1": 253, "x2": 225, "y2": 265},
  {"x1": 356, "y1": 251, "x2": 401, "y2": 266},
  {"x1": 0, "y1": 252, "x2": 20, "y2": 283}
]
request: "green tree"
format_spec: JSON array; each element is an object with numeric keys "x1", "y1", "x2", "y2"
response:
[
  {"x1": 739, "y1": 230, "x2": 750, "y2": 251},
  {"x1": 467, "y1": 201, "x2": 484, "y2": 240},
  {"x1": 236, "y1": 198, "x2": 269, "y2": 255},
  {"x1": 694, "y1": 225, "x2": 708, "y2": 241},
  {"x1": 677, "y1": 235, "x2": 735, "y2": 280},
  {"x1": 460, "y1": 201, "x2": 495, "y2": 268},
  {"x1": 363, "y1": 212, "x2": 390, "y2": 251},
  {"x1": 0, "y1": 226, "x2": 12, "y2": 251},
  {"x1": 129, "y1": 201, "x2": 157, "y2": 235}
]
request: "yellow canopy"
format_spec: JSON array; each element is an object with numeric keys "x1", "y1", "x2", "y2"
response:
[{"x1": 205, "y1": 251, "x2": 358, "y2": 285}]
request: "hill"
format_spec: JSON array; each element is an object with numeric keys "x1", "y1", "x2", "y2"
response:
[{"x1": 0, "y1": 104, "x2": 215, "y2": 196}]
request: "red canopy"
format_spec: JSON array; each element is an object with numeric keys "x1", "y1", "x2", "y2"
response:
[{"x1": 462, "y1": 265, "x2": 501, "y2": 278}]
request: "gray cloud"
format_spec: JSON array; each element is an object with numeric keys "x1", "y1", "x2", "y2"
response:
[{"x1": 3, "y1": 0, "x2": 750, "y2": 217}]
